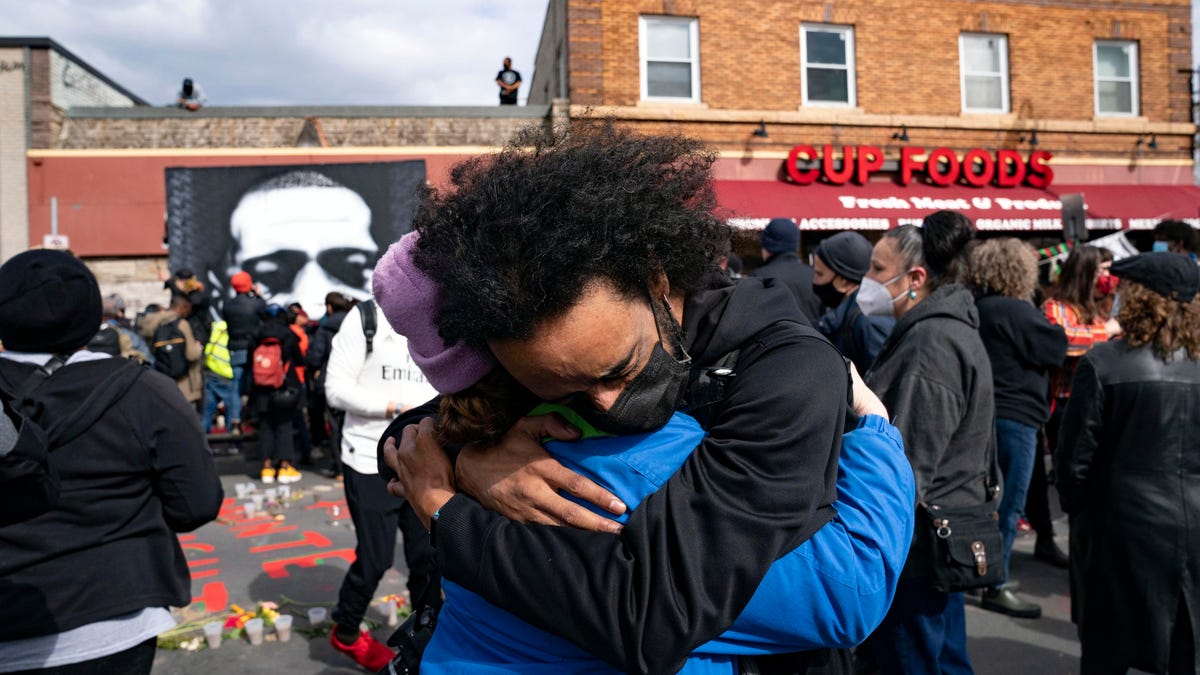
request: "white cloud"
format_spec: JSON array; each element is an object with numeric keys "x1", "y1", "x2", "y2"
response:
[{"x1": 0, "y1": 0, "x2": 549, "y2": 106}]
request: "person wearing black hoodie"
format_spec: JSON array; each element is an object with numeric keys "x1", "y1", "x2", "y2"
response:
[
  {"x1": 224, "y1": 271, "x2": 267, "y2": 413},
  {"x1": 0, "y1": 250, "x2": 222, "y2": 673},
  {"x1": 379, "y1": 125, "x2": 893, "y2": 674},
  {"x1": 749, "y1": 217, "x2": 823, "y2": 323},
  {"x1": 305, "y1": 292, "x2": 354, "y2": 474},
  {"x1": 862, "y1": 212, "x2": 994, "y2": 675},
  {"x1": 966, "y1": 238, "x2": 1067, "y2": 619}
]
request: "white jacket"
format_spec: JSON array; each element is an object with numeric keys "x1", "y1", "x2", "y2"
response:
[{"x1": 324, "y1": 303, "x2": 437, "y2": 475}]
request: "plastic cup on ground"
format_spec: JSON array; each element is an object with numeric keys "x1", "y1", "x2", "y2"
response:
[
  {"x1": 203, "y1": 621, "x2": 222, "y2": 649},
  {"x1": 307, "y1": 607, "x2": 327, "y2": 625},
  {"x1": 265, "y1": 488, "x2": 278, "y2": 501},
  {"x1": 243, "y1": 502, "x2": 257, "y2": 519},
  {"x1": 274, "y1": 614, "x2": 293, "y2": 642},
  {"x1": 279, "y1": 485, "x2": 291, "y2": 500},
  {"x1": 251, "y1": 494, "x2": 265, "y2": 510},
  {"x1": 384, "y1": 599, "x2": 398, "y2": 626},
  {"x1": 244, "y1": 618, "x2": 264, "y2": 645},
  {"x1": 233, "y1": 483, "x2": 247, "y2": 499}
]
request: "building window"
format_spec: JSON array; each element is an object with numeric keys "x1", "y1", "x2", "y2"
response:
[
  {"x1": 1095, "y1": 41, "x2": 1139, "y2": 116},
  {"x1": 959, "y1": 33, "x2": 1009, "y2": 113},
  {"x1": 639, "y1": 16, "x2": 700, "y2": 102},
  {"x1": 800, "y1": 24, "x2": 856, "y2": 106}
]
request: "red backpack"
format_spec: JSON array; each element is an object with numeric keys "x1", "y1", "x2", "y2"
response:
[{"x1": 252, "y1": 338, "x2": 287, "y2": 388}]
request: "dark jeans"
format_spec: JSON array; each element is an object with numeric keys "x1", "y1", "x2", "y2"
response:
[
  {"x1": 258, "y1": 405, "x2": 295, "y2": 465},
  {"x1": 332, "y1": 466, "x2": 441, "y2": 630},
  {"x1": 1028, "y1": 404, "x2": 1066, "y2": 539},
  {"x1": 995, "y1": 417, "x2": 1039, "y2": 581},
  {"x1": 872, "y1": 577, "x2": 974, "y2": 675},
  {"x1": 11, "y1": 637, "x2": 156, "y2": 675}
]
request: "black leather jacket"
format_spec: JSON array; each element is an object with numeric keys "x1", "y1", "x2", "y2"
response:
[{"x1": 1056, "y1": 340, "x2": 1200, "y2": 673}]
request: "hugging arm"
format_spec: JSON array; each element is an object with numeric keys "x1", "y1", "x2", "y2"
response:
[
  {"x1": 698, "y1": 415, "x2": 914, "y2": 654},
  {"x1": 431, "y1": 332, "x2": 847, "y2": 674}
]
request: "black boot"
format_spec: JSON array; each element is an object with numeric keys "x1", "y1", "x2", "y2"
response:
[
  {"x1": 1034, "y1": 537, "x2": 1069, "y2": 568},
  {"x1": 981, "y1": 585, "x2": 1042, "y2": 618}
]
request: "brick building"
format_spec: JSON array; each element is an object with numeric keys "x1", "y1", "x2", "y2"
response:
[
  {"x1": 530, "y1": 0, "x2": 1198, "y2": 241},
  {"x1": 6, "y1": 4, "x2": 1199, "y2": 307},
  {"x1": 0, "y1": 38, "x2": 143, "y2": 261}
]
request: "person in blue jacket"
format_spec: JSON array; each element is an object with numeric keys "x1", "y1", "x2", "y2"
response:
[
  {"x1": 372, "y1": 232, "x2": 916, "y2": 674},
  {"x1": 417, "y1": 403, "x2": 914, "y2": 674}
]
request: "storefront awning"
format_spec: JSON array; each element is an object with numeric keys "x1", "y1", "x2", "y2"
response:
[{"x1": 714, "y1": 181, "x2": 1200, "y2": 232}]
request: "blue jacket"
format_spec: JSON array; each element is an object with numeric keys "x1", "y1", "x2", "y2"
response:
[{"x1": 421, "y1": 414, "x2": 914, "y2": 674}]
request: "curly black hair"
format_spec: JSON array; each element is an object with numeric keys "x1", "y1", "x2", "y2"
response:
[{"x1": 412, "y1": 121, "x2": 731, "y2": 347}]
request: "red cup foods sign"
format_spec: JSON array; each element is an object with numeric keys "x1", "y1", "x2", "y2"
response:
[{"x1": 786, "y1": 145, "x2": 1054, "y2": 188}]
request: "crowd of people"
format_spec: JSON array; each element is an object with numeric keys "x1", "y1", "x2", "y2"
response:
[{"x1": 0, "y1": 122, "x2": 1197, "y2": 675}]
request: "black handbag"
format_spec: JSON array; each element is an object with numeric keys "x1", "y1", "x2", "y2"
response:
[
  {"x1": 268, "y1": 386, "x2": 301, "y2": 411},
  {"x1": 919, "y1": 432, "x2": 1005, "y2": 593}
]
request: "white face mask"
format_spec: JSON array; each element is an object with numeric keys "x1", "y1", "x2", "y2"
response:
[{"x1": 857, "y1": 273, "x2": 908, "y2": 317}]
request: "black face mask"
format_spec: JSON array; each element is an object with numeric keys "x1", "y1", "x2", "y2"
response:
[
  {"x1": 568, "y1": 296, "x2": 692, "y2": 436},
  {"x1": 813, "y1": 281, "x2": 846, "y2": 309}
]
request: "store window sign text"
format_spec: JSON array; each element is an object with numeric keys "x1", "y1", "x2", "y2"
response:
[{"x1": 785, "y1": 145, "x2": 1054, "y2": 188}]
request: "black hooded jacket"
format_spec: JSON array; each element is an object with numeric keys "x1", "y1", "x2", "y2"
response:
[
  {"x1": 748, "y1": 252, "x2": 822, "y2": 323},
  {"x1": 426, "y1": 273, "x2": 847, "y2": 674},
  {"x1": 223, "y1": 292, "x2": 267, "y2": 352},
  {"x1": 0, "y1": 356, "x2": 222, "y2": 640},
  {"x1": 867, "y1": 284, "x2": 995, "y2": 577}
]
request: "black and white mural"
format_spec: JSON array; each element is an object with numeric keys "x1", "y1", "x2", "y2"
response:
[{"x1": 165, "y1": 160, "x2": 425, "y2": 318}]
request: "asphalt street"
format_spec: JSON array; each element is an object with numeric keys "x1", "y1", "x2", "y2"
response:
[{"x1": 154, "y1": 467, "x2": 1085, "y2": 675}]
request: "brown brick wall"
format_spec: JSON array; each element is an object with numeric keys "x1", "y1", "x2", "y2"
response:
[
  {"x1": 563, "y1": 0, "x2": 1194, "y2": 161},
  {"x1": 571, "y1": 0, "x2": 1191, "y2": 121},
  {"x1": 28, "y1": 48, "x2": 54, "y2": 149},
  {"x1": 56, "y1": 115, "x2": 548, "y2": 149}
]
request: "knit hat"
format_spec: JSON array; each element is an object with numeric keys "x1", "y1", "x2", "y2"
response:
[
  {"x1": 0, "y1": 250, "x2": 103, "y2": 353},
  {"x1": 815, "y1": 232, "x2": 874, "y2": 283},
  {"x1": 231, "y1": 271, "x2": 253, "y2": 293},
  {"x1": 760, "y1": 218, "x2": 800, "y2": 254},
  {"x1": 372, "y1": 232, "x2": 497, "y2": 394},
  {"x1": 1111, "y1": 252, "x2": 1200, "y2": 303}
]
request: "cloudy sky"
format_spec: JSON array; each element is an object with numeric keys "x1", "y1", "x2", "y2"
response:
[
  {"x1": 0, "y1": 0, "x2": 551, "y2": 106},
  {"x1": 0, "y1": 1, "x2": 1196, "y2": 107}
]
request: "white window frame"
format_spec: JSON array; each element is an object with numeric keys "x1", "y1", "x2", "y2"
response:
[
  {"x1": 800, "y1": 24, "x2": 857, "y2": 107},
  {"x1": 1094, "y1": 40, "x2": 1139, "y2": 117},
  {"x1": 639, "y1": 15, "x2": 701, "y2": 103},
  {"x1": 959, "y1": 33, "x2": 1010, "y2": 113}
]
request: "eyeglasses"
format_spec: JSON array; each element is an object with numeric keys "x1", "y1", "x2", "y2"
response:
[{"x1": 240, "y1": 247, "x2": 376, "y2": 295}]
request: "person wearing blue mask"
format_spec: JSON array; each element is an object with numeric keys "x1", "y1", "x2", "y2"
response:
[{"x1": 1152, "y1": 219, "x2": 1199, "y2": 261}]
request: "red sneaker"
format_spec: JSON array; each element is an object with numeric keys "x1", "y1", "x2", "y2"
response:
[{"x1": 329, "y1": 627, "x2": 393, "y2": 671}]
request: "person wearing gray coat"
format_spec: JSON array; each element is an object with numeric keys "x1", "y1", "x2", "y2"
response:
[{"x1": 863, "y1": 213, "x2": 995, "y2": 675}]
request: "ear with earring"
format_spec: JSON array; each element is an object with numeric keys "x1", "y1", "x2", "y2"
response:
[{"x1": 908, "y1": 289, "x2": 917, "y2": 300}]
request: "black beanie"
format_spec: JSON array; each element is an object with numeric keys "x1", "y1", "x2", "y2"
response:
[
  {"x1": 815, "y1": 231, "x2": 874, "y2": 284},
  {"x1": 760, "y1": 218, "x2": 800, "y2": 254},
  {"x1": 0, "y1": 250, "x2": 103, "y2": 353}
]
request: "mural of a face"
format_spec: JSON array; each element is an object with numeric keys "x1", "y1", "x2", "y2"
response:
[{"x1": 230, "y1": 183, "x2": 377, "y2": 317}]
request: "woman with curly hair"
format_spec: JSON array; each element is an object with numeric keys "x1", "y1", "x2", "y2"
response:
[
  {"x1": 1055, "y1": 252, "x2": 1200, "y2": 675},
  {"x1": 966, "y1": 239, "x2": 1067, "y2": 619},
  {"x1": 381, "y1": 122, "x2": 885, "y2": 674}
]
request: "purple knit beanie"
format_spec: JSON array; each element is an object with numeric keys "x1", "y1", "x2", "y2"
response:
[{"x1": 372, "y1": 232, "x2": 496, "y2": 394}]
